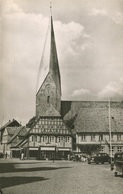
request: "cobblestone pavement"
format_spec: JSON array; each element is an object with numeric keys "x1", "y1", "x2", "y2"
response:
[{"x1": 0, "y1": 159, "x2": 123, "y2": 194}]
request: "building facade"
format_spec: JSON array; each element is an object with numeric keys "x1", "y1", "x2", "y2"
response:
[{"x1": 63, "y1": 101, "x2": 123, "y2": 156}]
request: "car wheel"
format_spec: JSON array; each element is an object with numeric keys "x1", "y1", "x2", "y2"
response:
[
  {"x1": 101, "y1": 162, "x2": 104, "y2": 164},
  {"x1": 96, "y1": 161, "x2": 99, "y2": 164},
  {"x1": 88, "y1": 162, "x2": 91, "y2": 164}
]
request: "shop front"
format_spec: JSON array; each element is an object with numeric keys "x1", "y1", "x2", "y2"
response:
[
  {"x1": 57, "y1": 148, "x2": 71, "y2": 160},
  {"x1": 39, "y1": 146, "x2": 56, "y2": 160}
]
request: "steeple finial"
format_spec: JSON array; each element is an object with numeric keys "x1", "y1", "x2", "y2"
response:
[{"x1": 50, "y1": 2, "x2": 52, "y2": 16}]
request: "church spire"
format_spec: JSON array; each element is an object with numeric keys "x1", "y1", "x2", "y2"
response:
[
  {"x1": 36, "y1": 8, "x2": 61, "y2": 117},
  {"x1": 49, "y1": 15, "x2": 61, "y2": 96}
]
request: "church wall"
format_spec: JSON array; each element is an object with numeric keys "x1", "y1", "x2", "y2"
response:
[{"x1": 36, "y1": 73, "x2": 61, "y2": 116}]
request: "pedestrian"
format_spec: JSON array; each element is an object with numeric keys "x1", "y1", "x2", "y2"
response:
[
  {"x1": 5, "y1": 152, "x2": 7, "y2": 159},
  {"x1": 21, "y1": 152, "x2": 24, "y2": 160},
  {"x1": 52, "y1": 153, "x2": 55, "y2": 163}
]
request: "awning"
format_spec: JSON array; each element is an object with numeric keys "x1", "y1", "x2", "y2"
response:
[
  {"x1": 40, "y1": 147, "x2": 55, "y2": 151},
  {"x1": 58, "y1": 148, "x2": 71, "y2": 151},
  {"x1": 29, "y1": 147, "x2": 38, "y2": 150}
]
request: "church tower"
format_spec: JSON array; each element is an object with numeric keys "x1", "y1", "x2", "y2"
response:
[{"x1": 36, "y1": 16, "x2": 61, "y2": 117}]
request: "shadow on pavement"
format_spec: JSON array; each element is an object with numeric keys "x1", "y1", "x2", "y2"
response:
[
  {"x1": 0, "y1": 163, "x2": 72, "y2": 173},
  {"x1": 0, "y1": 176, "x2": 49, "y2": 189}
]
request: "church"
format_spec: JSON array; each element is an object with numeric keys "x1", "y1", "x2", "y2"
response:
[{"x1": 1, "y1": 13, "x2": 123, "y2": 160}]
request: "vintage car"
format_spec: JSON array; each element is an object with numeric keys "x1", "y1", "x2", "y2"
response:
[
  {"x1": 111, "y1": 152, "x2": 123, "y2": 177},
  {"x1": 88, "y1": 153, "x2": 111, "y2": 164},
  {"x1": 0, "y1": 152, "x2": 4, "y2": 158}
]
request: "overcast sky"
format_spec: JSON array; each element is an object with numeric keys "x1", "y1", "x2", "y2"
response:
[{"x1": 0, "y1": 0, "x2": 123, "y2": 126}]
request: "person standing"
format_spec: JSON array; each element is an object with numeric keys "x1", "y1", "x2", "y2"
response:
[{"x1": 21, "y1": 152, "x2": 24, "y2": 160}]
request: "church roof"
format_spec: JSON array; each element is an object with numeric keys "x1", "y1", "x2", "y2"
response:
[{"x1": 62, "y1": 101, "x2": 123, "y2": 133}]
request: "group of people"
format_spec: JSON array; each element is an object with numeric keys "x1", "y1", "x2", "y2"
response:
[{"x1": 68, "y1": 154, "x2": 88, "y2": 162}]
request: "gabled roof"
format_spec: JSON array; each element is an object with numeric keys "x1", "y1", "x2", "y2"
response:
[
  {"x1": 0, "y1": 119, "x2": 21, "y2": 132},
  {"x1": 14, "y1": 138, "x2": 28, "y2": 148},
  {"x1": 43, "y1": 104, "x2": 61, "y2": 117},
  {"x1": 6, "y1": 126, "x2": 29, "y2": 144}
]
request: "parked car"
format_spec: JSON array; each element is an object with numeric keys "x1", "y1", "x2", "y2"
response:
[
  {"x1": 0, "y1": 152, "x2": 4, "y2": 158},
  {"x1": 88, "y1": 153, "x2": 111, "y2": 164},
  {"x1": 111, "y1": 152, "x2": 123, "y2": 177}
]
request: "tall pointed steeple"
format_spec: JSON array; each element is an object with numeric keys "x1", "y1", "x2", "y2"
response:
[
  {"x1": 36, "y1": 11, "x2": 61, "y2": 117},
  {"x1": 49, "y1": 16, "x2": 61, "y2": 96}
]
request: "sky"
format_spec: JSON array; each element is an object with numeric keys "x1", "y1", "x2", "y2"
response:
[{"x1": 0, "y1": 0, "x2": 123, "y2": 126}]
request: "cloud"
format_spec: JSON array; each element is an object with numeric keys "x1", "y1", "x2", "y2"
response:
[
  {"x1": 1, "y1": 0, "x2": 22, "y2": 14},
  {"x1": 72, "y1": 88, "x2": 91, "y2": 97},
  {"x1": 90, "y1": 9, "x2": 107, "y2": 16},
  {"x1": 89, "y1": 8, "x2": 123, "y2": 25},
  {"x1": 98, "y1": 79, "x2": 123, "y2": 100}
]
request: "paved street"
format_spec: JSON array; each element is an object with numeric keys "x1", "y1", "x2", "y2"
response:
[{"x1": 0, "y1": 159, "x2": 123, "y2": 194}]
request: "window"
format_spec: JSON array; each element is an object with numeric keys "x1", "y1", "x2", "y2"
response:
[
  {"x1": 32, "y1": 136, "x2": 34, "y2": 141},
  {"x1": 65, "y1": 136, "x2": 70, "y2": 142},
  {"x1": 59, "y1": 137, "x2": 60, "y2": 142},
  {"x1": 47, "y1": 96, "x2": 50, "y2": 104},
  {"x1": 61, "y1": 136, "x2": 63, "y2": 141},
  {"x1": 81, "y1": 135, "x2": 86, "y2": 141},
  {"x1": 65, "y1": 137, "x2": 67, "y2": 142},
  {"x1": 111, "y1": 134, "x2": 113, "y2": 141},
  {"x1": 117, "y1": 146, "x2": 122, "y2": 152},
  {"x1": 37, "y1": 136, "x2": 40, "y2": 142},
  {"x1": 42, "y1": 136, "x2": 45, "y2": 142},
  {"x1": 35, "y1": 136, "x2": 37, "y2": 142},
  {"x1": 109, "y1": 146, "x2": 114, "y2": 154},
  {"x1": 49, "y1": 137, "x2": 52, "y2": 143},
  {"x1": 117, "y1": 135, "x2": 121, "y2": 141},
  {"x1": 44, "y1": 136, "x2": 48, "y2": 142},
  {"x1": 100, "y1": 146, "x2": 104, "y2": 152},
  {"x1": 99, "y1": 134, "x2": 103, "y2": 141},
  {"x1": 91, "y1": 135, "x2": 95, "y2": 141},
  {"x1": 52, "y1": 136, "x2": 54, "y2": 142}
]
